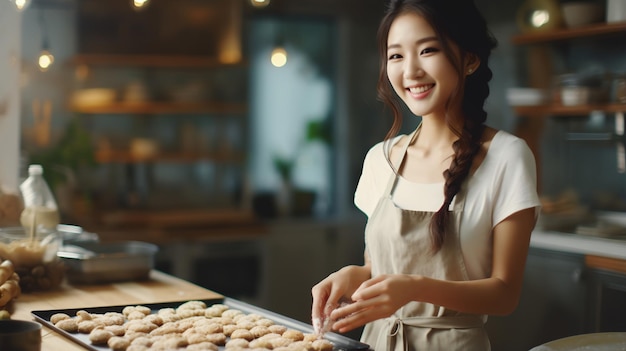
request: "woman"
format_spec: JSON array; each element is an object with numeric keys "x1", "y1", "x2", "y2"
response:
[{"x1": 310, "y1": 0, "x2": 541, "y2": 350}]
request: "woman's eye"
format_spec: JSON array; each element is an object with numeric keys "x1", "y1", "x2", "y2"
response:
[
  {"x1": 388, "y1": 53, "x2": 402, "y2": 60},
  {"x1": 420, "y1": 47, "x2": 438, "y2": 55}
]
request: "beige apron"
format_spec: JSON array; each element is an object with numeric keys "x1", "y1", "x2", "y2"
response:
[{"x1": 360, "y1": 128, "x2": 490, "y2": 351}]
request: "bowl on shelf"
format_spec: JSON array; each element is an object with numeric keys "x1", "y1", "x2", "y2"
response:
[
  {"x1": 70, "y1": 88, "x2": 116, "y2": 108},
  {"x1": 561, "y1": 2, "x2": 604, "y2": 28},
  {"x1": 506, "y1": 87, "x2": 549, "y2": 106}
]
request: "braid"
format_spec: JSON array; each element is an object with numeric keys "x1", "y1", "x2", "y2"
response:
[{"x1": 429, "y1": 60, "x2": 492, "y2": 253}]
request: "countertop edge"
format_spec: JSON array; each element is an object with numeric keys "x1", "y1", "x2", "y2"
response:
[{"x1": 531, "y1": 229, "x2": 626, "y2": 260}]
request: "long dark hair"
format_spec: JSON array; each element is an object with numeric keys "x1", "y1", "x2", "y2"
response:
[{"x1": 377, "y1": 0, "x2": 498, "y2": 252}]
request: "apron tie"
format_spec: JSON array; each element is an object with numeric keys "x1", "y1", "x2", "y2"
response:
[{"x1": 376, "y1": 316, "x2": 485, "y2": 351}]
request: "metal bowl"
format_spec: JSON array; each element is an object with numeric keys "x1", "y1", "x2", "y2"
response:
[
  {"x1": 0, "y1": 320, "x2": 42, "y2": 351},
  {"x1": 57, "y1": 241, "x2": 158, "y2": 285}
]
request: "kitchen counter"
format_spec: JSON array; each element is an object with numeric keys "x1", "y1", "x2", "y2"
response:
[
  {"x1": 9, "y1": 270, "x2": 223, "y2": 351},
  {"x1": 531, "y1": 229, "x2": 626, "y2": 260}
]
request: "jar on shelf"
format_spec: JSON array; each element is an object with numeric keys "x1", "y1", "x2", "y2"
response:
[
  {"x1": 613, "y1": 73, "x2": 626, "y2": 104},
  {"x1": 557, "y1": 72, "x2": 610, "y2": 106}
]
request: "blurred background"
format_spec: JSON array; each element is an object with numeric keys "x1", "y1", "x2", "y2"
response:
[{"x1": 1, "y1": 0, "x2": 625, "y2": 349}]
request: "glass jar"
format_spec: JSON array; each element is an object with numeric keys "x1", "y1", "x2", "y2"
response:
[
  {"x1": 0, "y1": 227, "x2": 64, "y2": 291},
  {"x1": 614, "y1": 74, "x2": 626, "y2": 104}
]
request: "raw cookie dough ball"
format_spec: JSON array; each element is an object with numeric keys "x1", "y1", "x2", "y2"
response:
[
  {"x1": 55, "y1": 318, "x2": 79, "y2": 333},
  {"x1": 143, "y1": 313, "x2": 164, "y2": 326},
  {"x1": 50, "y1": 313, "x2": 70, "y2": 325},
  {"x1": 78, "y1": 320, "x2": 100, "y2": 334},
  {"x1": 268, "y1": 324, "x2": 288, "y2": 335},
  {"x1": 230, "y1": 328, "x2": 255, "y2": 341},
  {"x1": 105, "y1": 324, "x2": 126, "y2": 336},
  {"x1": 311, "y1": 338, "x2": 334, "y2": 351},
  {"x1": 256, "y1": 318, "x2": 275, "y2": 327},
  {"x1": 107, "y1": 336, "x2": 131, "y2": 351},
  {"x1": 178, "y1": 300, "x2": 207, "y2": 310},
  {"x1": 226, "y1": 338, "x2": 250, "y2": 349},
  {"x1": 250, "y1": 325, "x2": 271, "y2": 338},
  {"x1": 303, "y1": 333, "x2": 319, "y2": 342},
  {"x1": 283, "y1": 329, "x2": 305, "y2": 341},
  {"x1": 89, "y1": 328, "x2": 114, "y2": 345},
  {"x1": 223, "y1": 324, "x2": 239, "y2": 336},
  {"x1": 205, "y1": 332, "x2": 227, "y2": 345},
  {"x1": 270, "y1": 336, "x2": 295, "y2": 348},
  {"x1": 290, "y1": 340, "x2": 316, "y2": 351},
  {"x1": 187, "y1": 341, "x2": 219, "y2": 351}
]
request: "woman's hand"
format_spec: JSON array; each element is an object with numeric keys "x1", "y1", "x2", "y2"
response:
[
  {"x1": 329, "y1": 274, "x2": 419, "y2": 333},
  {"x1": 311, "y1": 265, "x2": 371, "y2": 327}
]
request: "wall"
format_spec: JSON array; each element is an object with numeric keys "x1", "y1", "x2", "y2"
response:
[{"x1": 0, "y1": 3, "x2": 23, "y2": 192}]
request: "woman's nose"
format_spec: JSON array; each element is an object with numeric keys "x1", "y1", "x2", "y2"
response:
[{"x1": 404, "y1": 58, "x2": 424, "y2": 79}]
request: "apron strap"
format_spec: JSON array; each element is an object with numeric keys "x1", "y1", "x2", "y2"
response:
[
  {"x1": 383, "y1": 125, "x2": 421, "y2": 197},
  {"x1": 376, "y1": 315, "x2": 485, "y2": 351}
]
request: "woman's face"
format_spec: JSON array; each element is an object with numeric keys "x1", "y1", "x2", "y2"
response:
[{"x1": 386, "y1": 11, "x2": 462, "y2": 119}]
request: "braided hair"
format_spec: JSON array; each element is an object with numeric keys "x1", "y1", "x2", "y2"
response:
[{"x1": 376, "y1": 0, "x2": 498, "y2": 253}]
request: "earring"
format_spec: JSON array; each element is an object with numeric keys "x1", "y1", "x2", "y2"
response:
[{"x1": 467, "y1": 68, "x2": 473, "y2": 74}]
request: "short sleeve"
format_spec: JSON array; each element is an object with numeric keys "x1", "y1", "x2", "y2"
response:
[
  {"x1": 491, "y1": 137, "x2": 541, "y2": 227},
  {"x1": 354, "y1": 143, "x2": 385, "y2": 217}
]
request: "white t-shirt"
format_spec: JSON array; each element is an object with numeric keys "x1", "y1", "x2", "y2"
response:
[{"x1": 354, "y1": 130, "x2": 541, "y2": 280}]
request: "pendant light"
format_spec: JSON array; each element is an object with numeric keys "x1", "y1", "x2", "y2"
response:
[
  {"x1": 131, "y1": 0, "x2": 150, "y2": 11},
  {"x1": 270, "y1": 23, "x2": 287, "y2": 68},
  {"x1": 270, "y1": 47, "x2": 287, "y2": 68},
  {"x1": 250, "y1": 0, "x2": 270, "y2": 8},
  {"x1": 37, "y1": 8, "x2": 54, "y2": 72},
  {"x1": 10, "y1": 0, "x2": 31, "y2": 11}
]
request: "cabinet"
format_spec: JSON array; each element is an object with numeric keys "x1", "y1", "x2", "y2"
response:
[
  {"x1": 510, "y1": 21, "x2": 626, "y2": 207},
  {"x1": 68, "y1": 54, "x2": 252, "y2": 229},
  {"x1": 486, "y1": 247, "x2": 588, "y2": 351}
]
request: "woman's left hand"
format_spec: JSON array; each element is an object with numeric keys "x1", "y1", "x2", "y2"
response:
[{"x1": 329, "y1": 274, "x2": 418, "y2": 333}]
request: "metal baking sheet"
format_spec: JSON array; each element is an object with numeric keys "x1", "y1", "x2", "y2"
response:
[{"x1": 31, "y1": 297, "x2": 370, "y2": 351}]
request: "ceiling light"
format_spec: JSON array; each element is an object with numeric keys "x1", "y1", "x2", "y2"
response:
[
  {"x1": 10, "y1": 0, "x2": 31, "y2": 11},
  {"x1": 270, "y1": 47, "x2": 287, "y2": 68},
  {"x1": 131, "y1": 0, "x2": 150, "y2": 11},
  {"x1": 38, "y1": 49, "x2": 54, "y2": 72},
  {"x1": 250, "y1": 0, "x2": 270, "y2": 8}
]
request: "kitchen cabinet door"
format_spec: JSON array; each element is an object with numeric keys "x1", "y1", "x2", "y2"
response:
[{"x1": 486, "y1": 247, "x2": 587, "y2": 351}]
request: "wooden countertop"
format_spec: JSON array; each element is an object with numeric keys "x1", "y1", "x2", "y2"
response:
[{"x1": 9, "y1": 270, "x2": 223, "y2": 350}]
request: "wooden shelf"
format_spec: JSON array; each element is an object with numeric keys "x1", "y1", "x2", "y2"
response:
[
  {"x1": 513, "y1": 103, "x2": 626, "y2": 116},
  {"x1": 70, "y1": 54, "x2": 248, "y2": 68},
  {"x1": 97, "y1": 208, "x2": 259, "y2": 229},
  {"x1": 72, "y1": 102, "x2": 247, "y2": 115},
  {"x1": 512, "y1": 21, "x2": 626, "y2": 45},
  {"x1": 95, "y1": 150, "x2": 245, "y2": 164}
]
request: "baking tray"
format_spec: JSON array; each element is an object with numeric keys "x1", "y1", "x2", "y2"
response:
[{"x1": 31, "y1": 297, "x2": 370, "y2": 351}]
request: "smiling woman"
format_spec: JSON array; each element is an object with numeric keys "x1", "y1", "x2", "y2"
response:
[{"x1": 310, "y1": 1, "x2": 540, "y2": 350}]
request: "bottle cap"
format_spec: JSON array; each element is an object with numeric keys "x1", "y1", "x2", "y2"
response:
[{"x1": 28, "y1": 164, "x2": 43, "y2": 175}]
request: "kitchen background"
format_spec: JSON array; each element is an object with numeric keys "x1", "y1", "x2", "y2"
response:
[{"x1": 1, "y1": 0, "x2": 625, "y2": 350}]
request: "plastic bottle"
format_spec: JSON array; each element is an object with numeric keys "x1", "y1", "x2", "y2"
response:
[{"x1": 19, "y1": 164, "x2": 60, "y2": 231}]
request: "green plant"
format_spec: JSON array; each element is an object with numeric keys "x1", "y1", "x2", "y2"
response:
[
  {"x1": 273, "y1": 156, "x2": 294, "y2": 182},
  {"x1": 29, "y1": 117, "x2": 95, "y2": 190}
]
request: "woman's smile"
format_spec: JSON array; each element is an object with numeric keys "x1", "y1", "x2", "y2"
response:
[{"x1": 407, "y1": 84, "x2": 435, "y2": 98}]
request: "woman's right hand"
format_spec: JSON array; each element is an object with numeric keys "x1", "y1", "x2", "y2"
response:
[{"x1": 311, "y1": 264, "x2": 371, "y2": 329}]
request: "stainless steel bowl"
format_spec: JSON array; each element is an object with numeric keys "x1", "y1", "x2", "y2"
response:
[{"x1": 57, "y1": 241, "x2": 158, "y2": 284}]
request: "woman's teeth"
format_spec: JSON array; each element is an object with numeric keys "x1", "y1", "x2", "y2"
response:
[{"x1": 409, "y1": 85, "x2": 433, "y2": 94}]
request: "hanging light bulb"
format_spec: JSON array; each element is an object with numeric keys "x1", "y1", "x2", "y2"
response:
[
  {"x1": 131, "y1": 0, "x2": 150, "y2": 11},
  {"x1": 38, "y1": 49, "x2": 54, "y2": 72},
  {"x1": 36, "y1": 8, "x2": 54, "y2": 72},
  {"x1": 250, "y1": 0, "x2": 270, "y2": 8},
  {"x1": 10, "y1": 0, "x2": 31, "y2": 11},
  {"x1": 270, "y1": 47, "x2": 287, "y2": 68}
]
